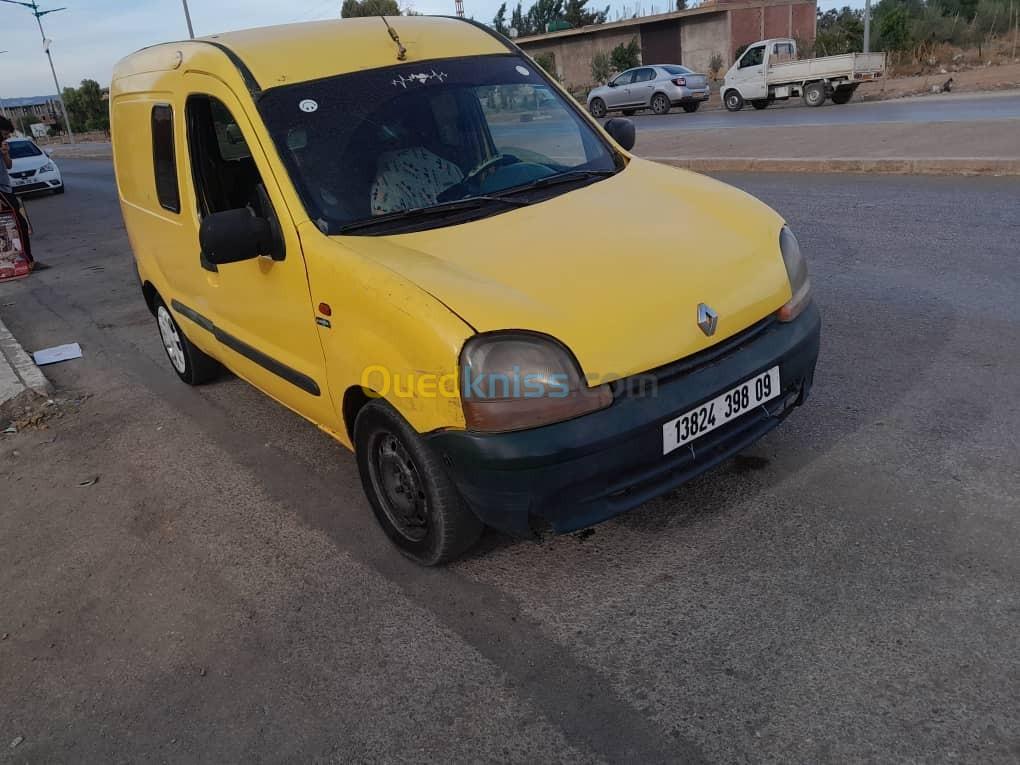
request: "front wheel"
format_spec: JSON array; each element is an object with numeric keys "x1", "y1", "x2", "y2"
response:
[
  {"x1": 589, "y1": 98, "x2": 607, "y2": 118},
  {"x1": 682, "y1": 102, "x2": 700, "y2": 113},
  {"x1": 354, "y1": 400, "x2": 483, "y2": 566},
  {"x1": 724, "y1": 90, "x2": 744, "y2": 112},
  {"x1": 651, "y1": 93, "x2": 671, "y2": 115},
  {"x1": 803, "y1": 82, "x2": 827, "y2": 107},
  {"x1": 154, "y1": 299, "x2": 220, "y2": 385}
]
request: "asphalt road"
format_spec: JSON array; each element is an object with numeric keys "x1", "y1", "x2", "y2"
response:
[
  {"x1": 2, "y1": 160, "x2": 1019, "y2": 762},
  {"x1": 623, "y1": 89, "x2": 1020, "y2": 131}
]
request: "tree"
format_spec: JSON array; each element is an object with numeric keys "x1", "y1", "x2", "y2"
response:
[
  {"x1": 493, "y1": 2, "x2": 510, "y2": 35},
  {"x1": 341, "y1": 0, "x2": 400, "y2": 17},
  {"x1": 563, "y1": 0, "x2": 608, "y2": 27},
  {"x1": 526, "y1": 0, "x2": 565, "y2": 34},
  {"x1": 815, "y1": 6, "x2": 865, "y2": 56},
  {"x1": 590, "y1": 50, "x2": 612, "y2": 82},
  {"x1": 708, "y1": 52, "x2": 724, "y2": 79},
  {"x1": 875, "y1": 0, "x2": 911, "y2": 50},
  {"x1": 610, "y1": 37, "x2": 640, "y2": 71}
]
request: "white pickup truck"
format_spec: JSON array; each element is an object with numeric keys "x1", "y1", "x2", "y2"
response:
[{"x1": 722, "y1": 38, "x2": 886, "y2": 112}]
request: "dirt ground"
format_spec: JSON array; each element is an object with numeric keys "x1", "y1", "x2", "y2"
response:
[{"x1": 859, "y1": 60, "x2": 1020, "y2": 100}]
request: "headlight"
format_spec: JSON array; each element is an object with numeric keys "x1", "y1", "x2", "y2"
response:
[
  {"x1": 39, "y1": 162, "x2": 56, "y2": 173},
  {"x1": 777, "y1": 226, "x2": 811, "y2": 322},
  {"x1": 459, "y1": 331, "x2": 613, "y2": 432}
]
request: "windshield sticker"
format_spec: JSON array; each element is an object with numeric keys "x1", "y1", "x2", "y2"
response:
[
  {"x1": 516, "y1": 65, "x2": 530, "y2": 76},
  {"x1": 299, "y1": 99, "x2": 318, "y2": 113},
  {"x1": 391, "y1": 70, "x2": 448, "y2": 89}
]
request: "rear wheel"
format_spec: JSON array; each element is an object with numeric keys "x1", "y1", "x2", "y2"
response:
[
  {"x1": 589, "y1": 97, "x2": 607, "y2": 118},
  {"x1": 651, "y1": 93, "x2": 671, "y2": 115},
  {"x1": 354, "y1": 400, "x2": 483, "y2": 566},
  {"x1": 154, "y1": 298, "x2": 220, "y2": 385},
  {"x1": 802, "y1": 82, "x2": 827, "y2": 107},
  {"x1": 724, "y1": 90, "x2": 744, "y2": 112},
  {"x1": 751, "y1": 99, "x2": 770, "y2": 110},
  {"x1": 682, "y1": 102, "x2": 700, "y2": 113},
  {"x1": 830, "y1": 87, "x2": 855, "y2": 105}
]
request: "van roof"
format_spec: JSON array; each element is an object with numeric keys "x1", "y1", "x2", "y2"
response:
[{"x1": 113, "y1": 16, "x2": 510, "y2": 94}]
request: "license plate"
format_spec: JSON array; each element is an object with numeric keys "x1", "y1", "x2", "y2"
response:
[{"x1": 662, "y1": 366, "x2": 781, "y2": 455}]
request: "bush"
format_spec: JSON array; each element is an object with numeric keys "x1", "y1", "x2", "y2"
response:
[
  {"x1": 610, "y1": 37, "x2": 640, "y2": 72},
  {"x1": 708, "y1": 52, "x2": 724, "y2": 79},
  {"x1": 590, "y1": 50, "x2": 611, "y2": 83},
  {"x1": 533, "y1": 51, "x2": 557, "y2": 77}
]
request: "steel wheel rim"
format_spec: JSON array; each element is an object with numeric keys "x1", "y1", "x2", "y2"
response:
[
  {"x1": 156, "y1": 306, "x2": 187, "y2": 373},
  {"x1": 653, "y1": 95, "x2": 667, "y2": 113},
  {"x1": 726, "y1": 94, "x2": 739, "y2": 109},
  {"x1": 369, "y1": 431, "x2": 429, "y2": 542},
  {"x1": 591, "y1": 100, "x2": 604, "y2": 117}
]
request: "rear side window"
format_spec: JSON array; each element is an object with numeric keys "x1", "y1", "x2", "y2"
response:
[{"x1": 151, "y1": 105, "x2": 180, "y2": 213}]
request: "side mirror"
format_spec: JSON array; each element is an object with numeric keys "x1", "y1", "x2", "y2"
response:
[
  {"x1": 199, "y1": 208, "x2": 272, "y2": 269},
  {"x1": 607, "y1": 80, "x2": 616, "y2": 87},
  {"x1": 604, "y1": 118, "x2": 636, "y2": 151}
]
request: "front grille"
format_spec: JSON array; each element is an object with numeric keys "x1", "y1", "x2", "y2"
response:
[
  {"x1": 11, "y1": 170, "x2": 36, "y2": 179},
  {"x1": 612, "y1": 315, "x2": 777, "y2": 397}
]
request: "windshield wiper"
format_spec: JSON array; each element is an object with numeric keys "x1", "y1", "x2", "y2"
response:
[
  {"x1": 336, "y1": 195, "x2": 532, "y2": 234},
  {"x1": 492, "y1": 169, "x2": 618, "y2": 198}
]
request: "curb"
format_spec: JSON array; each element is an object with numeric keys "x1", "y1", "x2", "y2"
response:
[
  {"x1": 643, "y1": 156, "x2": 1020, "y2": 175},
  {"x1": 0, "y1": 315, "x2": 52, "y2": 421}
]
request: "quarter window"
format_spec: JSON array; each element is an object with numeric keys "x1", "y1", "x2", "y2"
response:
[{"x1": 151, "y1": 105, "x2": 180, "y2": 213}]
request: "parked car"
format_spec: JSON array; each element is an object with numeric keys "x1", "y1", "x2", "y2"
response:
[
  {"x1": 112, "y1": 17, "x2": 819, "y2": 566},
  {"x1": 722, "y1": 38, "x2": 885, "y2": 111},
  {"x1": 587, "y1": 65, "x2": 710, "y2": 117},
  {"x1": 6, "y1": 138, "x2": 64, "y2": 195}
]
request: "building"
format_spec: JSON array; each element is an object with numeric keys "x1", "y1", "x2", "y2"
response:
[
  {"x1": 516, "y1": 0, "x2": 817, "y2": 87},
  {"x1": 0, "y1": 95, "x2": 61, "y2": 133}
]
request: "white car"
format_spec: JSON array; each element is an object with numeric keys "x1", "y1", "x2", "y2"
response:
[{"x1": 6, "y1": 138, "x2": 64, "y2": 195}]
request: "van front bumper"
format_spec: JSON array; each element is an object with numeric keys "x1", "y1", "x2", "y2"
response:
[{"x1": 426, "y1": 303, "x2": 820, "y2": 538}]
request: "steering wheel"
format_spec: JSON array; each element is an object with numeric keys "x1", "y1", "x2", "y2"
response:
[{"x1": 461, "y1": 153, "x2": 521, "y2": 188}]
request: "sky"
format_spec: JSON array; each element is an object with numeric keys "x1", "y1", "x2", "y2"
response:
[{"x1": 0, "y1": 0, "x2": 861, "y2": 99}]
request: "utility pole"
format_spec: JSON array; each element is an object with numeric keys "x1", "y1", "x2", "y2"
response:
[
  {"x1": 0, "y1": 0, "x2": 75, "y2": 143},
  {"x1": 863, "y1": 0, "x2": 871, "y2": 53},
  {"x1": 0, "y1": 51, "x2": 8, "y2": 120},
  {"x1": 181, "y1": 0, "x2": 195, "y2": 39}
]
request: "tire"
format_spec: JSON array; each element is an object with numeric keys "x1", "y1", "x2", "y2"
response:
[
  {"x1": 651, "y1": 93, "x2": 671, "y2": 115},
  {"x1": 751, "y1": 99, "x2": 770, "y2": 110},
  {"x1": 154, "y1": 298, "x2": 221, "y2": 385},
  {"x1": 803, "y1": 82, "x2": 826, "y2": 107},
  {"x1": 830, "y1": 88, "x2": 854, "y2": 105},
  {"x1": 53, "y1": 185, "x2": 65, "y2": 195},
  {"x1": 682, "y1": 102, "x2": 700, "y2": 113},
  {"x1": 589, "y1": 97, "x2": 607, "y2": 118},
  {"x1": 622, "y1": 108, "x2": 636, "y2": 116},
  {"x1": 354, "y1": 399, "x2": 483, "y2": 566},
  {"x1": 724, "y1": 90, "x2": 744, "y2": 112}
]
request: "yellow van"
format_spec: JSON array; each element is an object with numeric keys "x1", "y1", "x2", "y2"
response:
[{"x1": 111, "y1": 17, "x2": 819, "y2": 565}]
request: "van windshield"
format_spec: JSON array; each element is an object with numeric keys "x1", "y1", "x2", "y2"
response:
[{"x1": 258, "y1": 54, "x2": 620, "y2": 235}]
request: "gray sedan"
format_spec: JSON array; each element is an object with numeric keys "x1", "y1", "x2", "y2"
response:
[{"x1": 587, "y1": 65, "x2": 710, "y2": 117}]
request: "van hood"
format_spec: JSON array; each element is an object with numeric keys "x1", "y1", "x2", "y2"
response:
[{"x1": 340, "y1": 159, "x2": 793, "y2": 383}]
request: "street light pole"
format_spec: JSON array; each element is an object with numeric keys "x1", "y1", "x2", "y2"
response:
[
  {"x1": 181, "y1": 0, "x2": 195, "y2": 38},
  {"x1": 0, "y1": 0, "x2": 75, "y2": 143}
]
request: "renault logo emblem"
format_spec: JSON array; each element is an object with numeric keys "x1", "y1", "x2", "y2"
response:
[{"x1": 697, "y1": 303, "x2": 718, "y2": 337}]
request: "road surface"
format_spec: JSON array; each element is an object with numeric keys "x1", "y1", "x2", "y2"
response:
[
  {"x1": 2, "y1": 160, "x2": 1019, "y2": 762},
  {"x1": 623, "y1": 89, "x2": 1020, "y2": 131}
]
